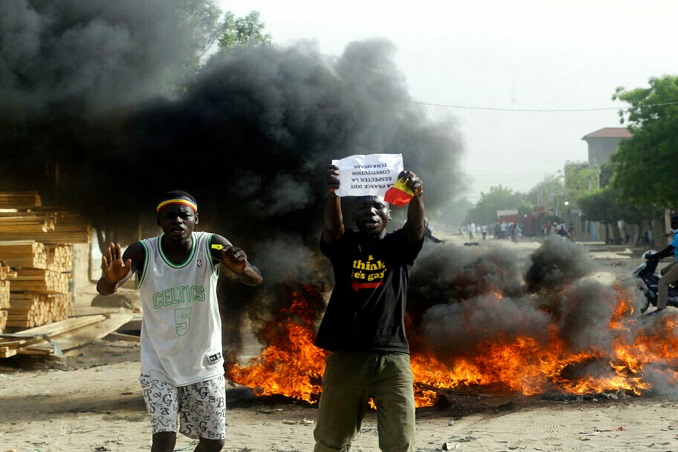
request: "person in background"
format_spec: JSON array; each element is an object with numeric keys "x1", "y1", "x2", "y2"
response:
[
  {"x1": 645, "y1": 215, "x2": 678, "y2": 315},
  {"x1": 313, "y1": 164, "x2": 425, "y2": 452},
  {"x1": 467, "y1": 222, "x2": 475, "y2": 242},
  {"x1": 96, "y1": 190, "x2": 263, "y2": 452},
  {"x1": 481, "y1": 223, "x2": 488, "y2": 241},
  {"x1": 494, "y1": 223, "x2": 502, "y2": 239},
  {"x1": 424, "y1": 218, "x2": 444, "y2": 244}
]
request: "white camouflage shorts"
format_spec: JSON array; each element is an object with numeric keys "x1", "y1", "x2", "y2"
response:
[{"x1": 139, "y1": 374, "x2": 226, "y2": 440}]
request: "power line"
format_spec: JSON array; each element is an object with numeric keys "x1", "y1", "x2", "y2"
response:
[{"x1": 412, "y1": 100, "x2": 678, "y2": 113}]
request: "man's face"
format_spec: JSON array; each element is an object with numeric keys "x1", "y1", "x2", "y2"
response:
[
  {"x1": 157, "y1": 204, "x2": 198, "y2": 240},
  {"x1": 353, "y1": 196, "x2": 390, "y2": 236}
]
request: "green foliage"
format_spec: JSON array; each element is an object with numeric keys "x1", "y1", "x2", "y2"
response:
[
  {"x1": 215, "y1": 11, "x2": 272, "y2": 53},
  {"x1": 465, "y1": 185, "x2": 527, "y2": 224},
  {"x1": 160, "y1": 0, "x2": 224, "y2": 93},
  {"x1": 578, "y1": 188, "x2": 618, "y2": 225},
  {"x1": 563, "y1": 162, "x2": 599, "y2": 209},
  {"x1": 162, "y1": 4, "x2": 271, "y2": 93},
  {"x1": 578, "y1": 186, "x2": 661, "y2": 226},
  {"x1": 611, "y1": 75, "x2": 678, "y2": 208},
  {"x1": 598, "y1": 161, "x2": 616, "y2": 188},
  {"x1": 527, "y1": 174, "x2": 565, "y2": 212}
]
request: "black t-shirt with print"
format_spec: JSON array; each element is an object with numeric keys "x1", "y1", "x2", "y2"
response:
[{"x1": 315, "y1": 228, "x2": 423, "y2": 353}]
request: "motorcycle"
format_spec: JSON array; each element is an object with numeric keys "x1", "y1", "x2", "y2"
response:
[{"x1": 633, "y1": 250, "x2": 678, "y2": 313}]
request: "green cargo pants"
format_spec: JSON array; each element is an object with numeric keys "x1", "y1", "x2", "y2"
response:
[{"x1": 313, "y1": 351, "x2": 415, "y2": 452}]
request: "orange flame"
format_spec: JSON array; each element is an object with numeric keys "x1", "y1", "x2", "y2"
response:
[
  {"x1": 227, "y1": 287, "x2": 329, "y2": 404},
  {"x1": 228, "y1": 284, "x2": 678, "y2": 407}
]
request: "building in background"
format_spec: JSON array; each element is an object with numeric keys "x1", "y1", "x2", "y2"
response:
[
  {"x1": 580, "y1": 127, "x2": 632, "y2": 242},
  {"x1": 582, "y1": 127, "x2": 633, "y2": 166}
]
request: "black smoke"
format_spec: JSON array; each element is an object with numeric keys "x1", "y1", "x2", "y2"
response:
[
  {"x1": 406, "y1": 237, "x2": 678, "y2": 396},
  {"x1": 0, "y1": 1, "x2": 465, "y2": 227},
  {"x1": 524, "y1": 236, "x2": 596, "y2": 293},
  {"x1": 0, "y1": 1, "x2": 467, "y2": 358},
  {"x1": 0, "y1": 0, "x2": 204, "y2": 221},
  {"x1": 5, "y1": 3, "x2": 672, "y2": 397},
  {"x1": 410, "y1": 238, "x2": 612, "y2": 357}
]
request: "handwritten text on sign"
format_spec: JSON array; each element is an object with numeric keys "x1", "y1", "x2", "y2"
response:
[{"x1": 333, "y1": 154, "x2": 403, "y2": 197}]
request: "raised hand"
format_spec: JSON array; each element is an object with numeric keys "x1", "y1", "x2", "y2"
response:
[
  {"x1": 398, "y1": 170, "x2": 423, "y2": 196},
  {"x1": 326, "y1": 164, "x2": 340, "y2": 194},
  {"x1": 101, "y1": 243, "x2": 132, "y2": 284},
  {"x1": 220, "y1": 245, "x2": 248, "y2": 274}
]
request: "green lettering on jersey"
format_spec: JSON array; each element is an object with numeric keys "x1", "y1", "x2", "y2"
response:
[{"x1": 152, "y1": 285, "x2": 206, "y2": 309}]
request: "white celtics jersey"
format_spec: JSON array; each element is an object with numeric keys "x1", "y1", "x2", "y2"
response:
[{"x1": 138, "y1": 231, "x2": 223, "y2": 386}]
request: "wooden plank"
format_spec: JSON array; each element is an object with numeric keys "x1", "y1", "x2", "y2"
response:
[
  {"x1": 105, "y1": 332, "x2": 141, "y2": 343},
  {"x1": 0, "y1": 315, "x2": 106, "y2": 357},
  {"x1": 0, "y1": 346, "x2": 17, "y2": 358},
  {"x1": 20, "y1": 313, "x2": 134, "y2": 355},
  {"x1": 0, "y1": 192, "x2": 42, "y2": 209},
  {"x1": 0, "y1": 315, "x2": 105, "y2": 339}
]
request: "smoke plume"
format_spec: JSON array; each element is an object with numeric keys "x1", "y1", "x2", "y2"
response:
[
  {"x1": 1, "y1": 1, "x2": 469, "y2": 358},
  {"x1": 7, "y1": 2, "x2": 673, "y2": 398}
]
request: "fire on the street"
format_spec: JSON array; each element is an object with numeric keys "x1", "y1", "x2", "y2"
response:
[{"x1": 228, "y1": 281, "x2": 678, "y2": 408}]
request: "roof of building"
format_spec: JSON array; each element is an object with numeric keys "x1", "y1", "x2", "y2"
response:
[{"x1": 582, "y1": 127, "x2": 632, "y2": 139}]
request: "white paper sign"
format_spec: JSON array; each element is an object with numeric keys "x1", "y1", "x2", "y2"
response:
[{"x1": 332, "y1": 153, "x2": 404, "y2": 197}]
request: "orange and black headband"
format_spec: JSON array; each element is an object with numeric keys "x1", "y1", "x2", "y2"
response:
[{"x1": 156, "y1": 196, "x2": 198, "y2": 213}]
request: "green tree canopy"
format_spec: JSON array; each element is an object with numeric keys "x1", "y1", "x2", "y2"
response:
[
  {"x1": 578, "y1": 186, "x2": 658, "y2": 227},
  {"x1": 216, "y1": 11, "x2": 272, "y2": 52},
  {"x1": 165, "y1": 5, "x2": 271, "y2": 92},
  {"x1": 160, "y1": 0, "x2": 224, "y2": 93},
  {"x1": 563, "y1": 162, "x2": 599, "y2": 209},
  {"x1": 611, "y1": 75, "x2": 678, "y2": 208},
  {"x1": 527, "y1": 174, "x2": 565, "y2": 212},
  {"x1": 465, "y1": 185, "x2": 527, "y2": 224}
]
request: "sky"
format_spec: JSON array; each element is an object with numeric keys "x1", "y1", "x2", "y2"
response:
[{"x1": 217, "y1": 0, "x2": 678, "y2": 202}]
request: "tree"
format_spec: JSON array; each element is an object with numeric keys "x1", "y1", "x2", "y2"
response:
[
  {"x1": 165, "y1": 4, "x2": 271, "y2": 92},
  {"x1": 214, "y1": 11, "x2": 272, "y2": 54},
  {"x1": 527, "y1": 174, "x2": 565, "y2": 213},
  {"x1": 611, "y1": 75, "x2": 678, "y2": 208},
  {"x1": 563, "y1": 162, "x2": 599, "y2": 209},
  {"x1": 578, "y1": 186, "x2": 661, "y2": 245},
  {"x1": 465, "y1": 185, "x2": 527, "y2": 225},
  {"x1": 175, "y1": 0, "x2": 225, "y2": 74}
]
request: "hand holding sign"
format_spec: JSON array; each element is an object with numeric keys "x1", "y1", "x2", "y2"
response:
[
  {"x1": 325, "y1": 164, "x2": 341, "y2": 195},
  {"x1": 332, "y1": 154, "x2": 404, "y2": 198},
  {"x1": 329, "y1": 154, "x2": 421, "y2": 206}
]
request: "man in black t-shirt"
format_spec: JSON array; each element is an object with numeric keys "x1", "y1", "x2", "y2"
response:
[{"x1": 313, "y1": 164, "x2": 425, "y2": 452}]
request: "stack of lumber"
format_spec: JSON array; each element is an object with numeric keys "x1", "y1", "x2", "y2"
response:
[
  {"x1": 0, "y1": 266, "x2": 18, "y2": 331},
  {"x1": 0, "y1": 191, "x2": 91, "y2": 243},
  {"x1": 5, "y1": 293, "x2": 73, "y2": 329},
  {"x1": 47, "y1": 243, "x2": 73, "y2": 272},
  {"x1": 0, "y1": 210, "x2": 89, "y2": 243},
  {"x1": 0, "y1": 212, "x2": 55, "y2": 234},
  {"x1": 0, "y1": 192, "x2": 42, "y2": 209},
  {"x1": 0, "y1": 191, "x2": 90, "y2": 334},
  {"x1": 12, "y1": 268, "x2": 71, "y2": 294},
  {"x1": 0, "y1": 241, "x2": 48, "y2": 269},
  {"x1": 0, "y1": 241, "x2": 75, "y2": 330}
]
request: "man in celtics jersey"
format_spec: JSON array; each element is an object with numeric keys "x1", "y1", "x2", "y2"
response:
[{"x1": 97, "y1": 190, "x2": 263, "y2": 452}]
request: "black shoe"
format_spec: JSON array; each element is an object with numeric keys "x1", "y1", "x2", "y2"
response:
[{"x1": 648, "y1": 308, "x2": 665, "y2": 315}]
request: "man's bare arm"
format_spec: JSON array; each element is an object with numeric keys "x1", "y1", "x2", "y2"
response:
[
  {"x1": 401, "y1": 171, "x2": 425, "y2": 243},
  {"x1": 210, "y1": 236, "x2": 263, "y2": 286},
  {"x1": 322, "y1": 164, "x2": 345, "y2": 245}
]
